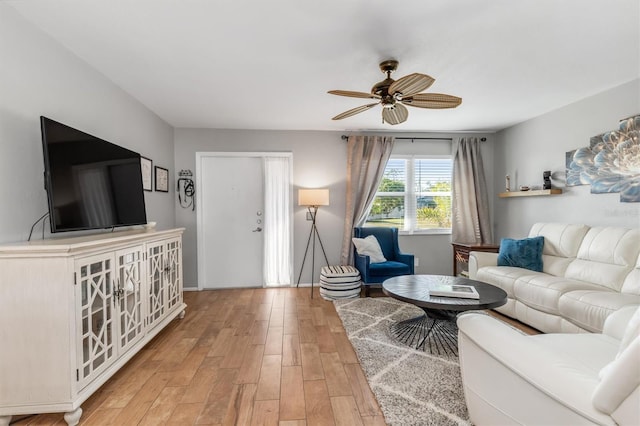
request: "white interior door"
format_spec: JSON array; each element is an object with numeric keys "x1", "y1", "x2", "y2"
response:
[{"x1": 199, "y1": 155, "x2": 264, "y2": 288}]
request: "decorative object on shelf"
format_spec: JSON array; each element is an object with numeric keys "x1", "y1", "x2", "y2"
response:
[
  {"x1": 296, "y1": 188, "x2": 330, "y2": 297},
  {"x1": 519, "y1": 185, "x2": 530, "y2": 191},
  {"x1": 566, "y1": 114, "x2": 639, "y2": 202},
  {"x1": 140, "y1": 156, "x2": 152, "y2": 191},
  {"x1": 177, "y1": 169, "x2": 195, "y2": 211},
  {"x1": 505, "y1": 175, "x2": 511, "y2": 192},
  {"x1": 154, "y1": 166, "x2": 169, "y2": 192},
  {"x1": 543, "y1": 170, "x2": 552, "y2": 190}
]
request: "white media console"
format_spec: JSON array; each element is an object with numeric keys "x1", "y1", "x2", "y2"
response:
[{"x1": 0, "y1": 228, "x2": 186, "y2": 425}]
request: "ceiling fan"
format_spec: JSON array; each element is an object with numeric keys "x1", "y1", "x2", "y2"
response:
[{"x1": 328, "y1": 60, "x2": 462, "y2": 125}]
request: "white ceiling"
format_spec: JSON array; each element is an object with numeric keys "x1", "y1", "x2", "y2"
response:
[{"x1": 7, "y1": 0, "x2": 640, "y2": 132}]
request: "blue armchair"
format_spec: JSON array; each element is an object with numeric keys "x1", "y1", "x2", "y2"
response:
[{"x1": 353, "y1": 227, "x2": 414, "y2": 296}]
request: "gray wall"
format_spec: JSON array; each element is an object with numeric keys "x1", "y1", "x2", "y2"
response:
[
  {"x1": 4, "y1": 1, "x2": 636, "y2": 284},
  {"x1": 0, "y1": 5, "x2": 175, "y2": 244},
  {"x1": 174, "y1": 129, "x2": 345, "y2": 288},
  {"x1": 493, "y1": 79, "x2": 640, "y2": 239},
  {"x1": 174, "y1": 130, "x2": 494, "y2": 288}
]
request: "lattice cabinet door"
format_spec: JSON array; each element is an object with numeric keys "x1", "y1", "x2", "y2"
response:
[
  {"x1": 146, "y1": 241, "x2": 167, "y2": 330},
  {"x1": 75, "y1": 253, "x2": 117, "y2": 389},
  {"x1": 115, "y1": 246, "x2": 145, "y2": 355},
  {"x1": 165, "y1": 238, "x2": 183, "y2": 313}
]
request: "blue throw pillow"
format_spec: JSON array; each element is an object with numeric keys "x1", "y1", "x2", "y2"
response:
[{"x1": 497, "y1": 236, "x2": 544, "y2": 272}]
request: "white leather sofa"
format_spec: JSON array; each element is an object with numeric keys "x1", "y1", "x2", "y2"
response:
[
  {"x1": 457, "y1": 306, "x2": 640, "y2": 426},
  {"x1": 469, "y1": 223, "x2": 640, "y2": 333}
]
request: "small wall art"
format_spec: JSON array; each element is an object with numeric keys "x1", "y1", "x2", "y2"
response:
[
  {"x1": 177, "y1": 169, "x2": 195, "y2": 211},
  {"x1": 565, "y1": 114, "x2": 639, "y2": 202},
  {"x1": 155, "y1": 166, "x2": 169, "y2": 192},
  {"x1": 140, "y1": 156, "x2": 152, "y2": 191}
]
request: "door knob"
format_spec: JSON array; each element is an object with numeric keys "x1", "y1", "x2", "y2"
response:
[{"x1": 252, "y1": 227, "x2": 262, "y2": 232}]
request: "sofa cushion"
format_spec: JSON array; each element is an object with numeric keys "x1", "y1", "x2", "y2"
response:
[
  {"x1": 498, "y1": 236, "x2": 544, "y2": 272},
  {"x1": 514, "y1": 275, "x2": 606, "y2": 316},
  {"x1": 529, "y1": 223, "x2": 590, "y2": 258},
  {"x1": 530, "y1": 333, "x2": 619, "y2": 374},
  {"x1": 618, "y1": 306, "x2": 640, "y2": 358},
  {"x1": 476, "y1": 266, "x2": 541, "y2": 298},
  {"x1": 529, "y1": 223, "x2": 590, "y2": 276},
  {"x1": 368, "y1": 260, "x2": 410, "y2": 277},
  {"x1": 593, "y1": 337, "x2": 640, "y2": 417},
  {"x1": 559, "y1": 290, "x2": 640, "y2": 332},
  {"x1": 621, "y1": 254, "x2": 640, "y2": 295},
  {"x1": 565, "y1": 228, "x2": 640, "y2": 291}
]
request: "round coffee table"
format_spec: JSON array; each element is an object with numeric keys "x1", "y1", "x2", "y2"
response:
[{"x1": 382, "y1": 275, "x2": 507, "y2": 356}]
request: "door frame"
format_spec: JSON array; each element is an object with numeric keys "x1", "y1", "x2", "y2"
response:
[{"x1": 195, "y1": 152, "x2": 294, "y2": 291}]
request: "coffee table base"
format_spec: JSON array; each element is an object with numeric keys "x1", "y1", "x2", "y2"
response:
[{"x1": 390, "y1": 309, "x2": 459, "y2": 356}]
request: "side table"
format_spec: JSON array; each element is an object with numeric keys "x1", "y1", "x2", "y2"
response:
[{"x1": 452, "y1": 242, "x2": 499, "y2": 277}]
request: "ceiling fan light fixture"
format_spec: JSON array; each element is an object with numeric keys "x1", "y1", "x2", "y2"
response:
[
  {"x1": 328, "y1": 60, "x2": 461, "y2": 125},
  {"x1": 371, "y1": 78, "x2": 394, "y2": 96}
]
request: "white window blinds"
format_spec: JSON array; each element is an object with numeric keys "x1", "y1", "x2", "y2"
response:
[{"x1": 365, "y1": 156, "x2": 452, "y2": 233}]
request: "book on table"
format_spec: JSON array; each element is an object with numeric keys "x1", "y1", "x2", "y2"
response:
[{"x1": 429, "y1": 283, "x2": 480, "y2": 299}]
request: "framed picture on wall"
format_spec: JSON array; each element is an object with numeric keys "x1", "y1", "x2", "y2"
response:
[
  {"x1": 155, "y1": 166, "x2": 169, "y2": 192},
  {"x1": 140, "y1": 156, "x2": 153, "y2": 191}
]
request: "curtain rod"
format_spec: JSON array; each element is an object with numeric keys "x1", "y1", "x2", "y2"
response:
[{"x1": 340, "y1": 135, "x2": 486, "y2": 142}]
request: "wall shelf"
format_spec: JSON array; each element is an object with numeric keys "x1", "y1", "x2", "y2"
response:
[{"x1": 498, "y1": 189, "x2": 562, "y2": 198}]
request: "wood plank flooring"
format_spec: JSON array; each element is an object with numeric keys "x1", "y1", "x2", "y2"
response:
[
  {"x1": 11, "y1": 287, "x2": 537, "y2": 426},
  {"x1": 12, "y1": 288, "x2": 386, "y2": 426}
]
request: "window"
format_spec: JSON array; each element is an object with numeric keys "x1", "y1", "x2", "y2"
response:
[{"x1": 364, "y1": 156, "x2": 452, "y2": 233}]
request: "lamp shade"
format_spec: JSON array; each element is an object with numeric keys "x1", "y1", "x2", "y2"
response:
[{"x1": 298, "y1": 188, "x2": 329, "y2": 206}]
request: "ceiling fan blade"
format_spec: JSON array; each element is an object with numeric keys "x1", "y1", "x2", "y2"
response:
[
  {"x1": 381, "y1": 103, "x2": 409, "y2": 125},
  {"x1": 332, "y1": 102, "x2": 380, "y2": 120},
  {"x1": 328, "y1": 90, "x2": 380, "y2": 99},
  {"x1": 388, "y1": 73, "x2": 435, "y2": 97},
  {"x1": 402, "y1": 93, "x2": 462, "y2": 109}
]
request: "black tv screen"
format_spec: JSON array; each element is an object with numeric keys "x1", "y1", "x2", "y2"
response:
[{"x1": 40, "y1": 116, "x2": 147, "y2": 233}]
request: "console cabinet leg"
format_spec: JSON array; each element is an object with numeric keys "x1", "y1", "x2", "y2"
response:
[
  {"x1": 179, "y1": 309, "x2": 186, "y2": 319},
  {"x1": 63, "y1": 407, "x2": 83, "y2": 426},
  {"x1": 0, "y1": 415, "x2": 11, "y2": 426}
]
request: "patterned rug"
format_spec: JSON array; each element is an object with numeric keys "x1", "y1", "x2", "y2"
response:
[{"x1": 334, "y1": 297, "x2": 470, "y2": 426}]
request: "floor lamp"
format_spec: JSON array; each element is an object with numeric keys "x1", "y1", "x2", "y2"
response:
[{"x1": 296, "y1": 188, "x2": 329, "y2": 298}]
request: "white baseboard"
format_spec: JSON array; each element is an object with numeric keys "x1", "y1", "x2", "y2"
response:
[{"x1": 184, "y1": 284, "x2": 310, "y2": 291}]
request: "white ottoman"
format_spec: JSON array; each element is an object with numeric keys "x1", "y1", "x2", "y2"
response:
[{"x1": 319, "y1": 265, "x2": 361, "y2": 300}]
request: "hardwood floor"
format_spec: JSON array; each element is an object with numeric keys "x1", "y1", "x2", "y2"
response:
[
  {"x1": 12, "y1": 286, "x2": 537, "y2": 426},
  {"x1": 12, "y1": 288, "x2": 386, "y2": 426}
]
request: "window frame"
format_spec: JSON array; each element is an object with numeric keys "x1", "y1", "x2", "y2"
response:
[{"x1": 366, "y1": 154, "x2": 453, "y2": 236}]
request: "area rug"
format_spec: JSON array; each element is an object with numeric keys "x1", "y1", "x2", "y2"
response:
[{"x1": 334, "y1": 297, "x2": 470, "y2": 426}]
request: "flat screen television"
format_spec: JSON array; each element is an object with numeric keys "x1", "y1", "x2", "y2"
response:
[{"x1": 40, "y1": 116, "x2": 147, "y2": 233}]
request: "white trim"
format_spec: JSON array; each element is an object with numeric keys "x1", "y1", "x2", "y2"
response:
[{"x1": 399, "y1": 229, "x2": 452, "y2": 236}]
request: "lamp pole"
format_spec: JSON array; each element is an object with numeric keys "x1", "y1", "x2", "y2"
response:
[{"x1": 296, "y1": 205, "x2": 329, "y2": 298}]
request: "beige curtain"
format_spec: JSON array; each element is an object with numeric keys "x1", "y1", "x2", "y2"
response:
[
  {"x1": 451, "y1": 137, "x2": 493, "y2": 244},
  {"x1": 340, "y1": 135, "x2": 395, "y2": 264}
]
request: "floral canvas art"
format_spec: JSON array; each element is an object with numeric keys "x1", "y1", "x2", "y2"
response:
[{"x1": 566, "y1": 115, "x2": 640, "y2": 202}]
